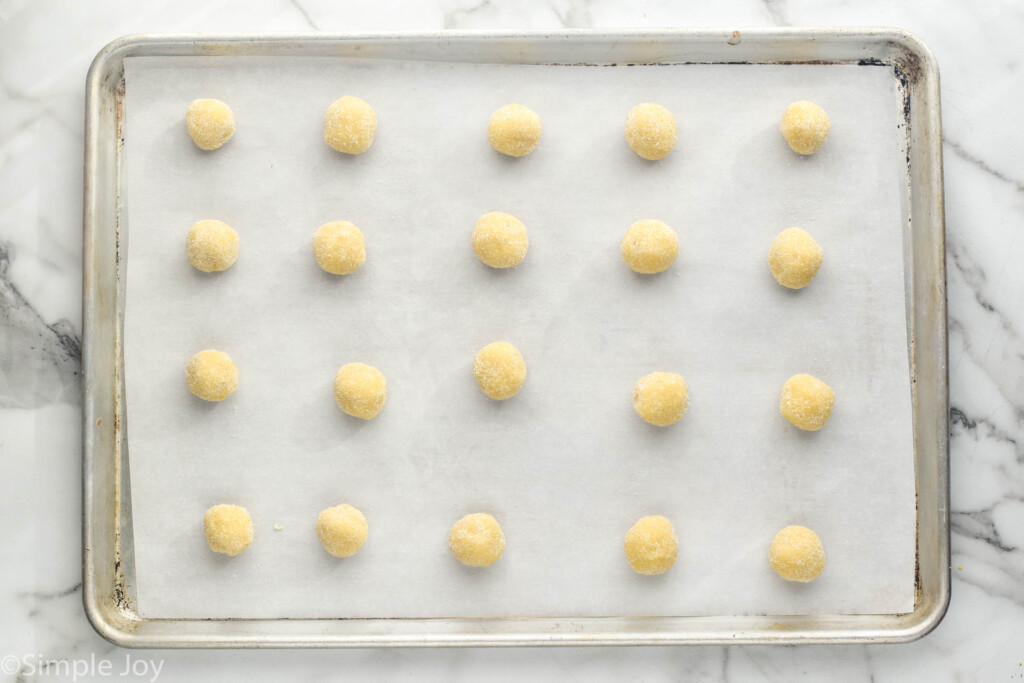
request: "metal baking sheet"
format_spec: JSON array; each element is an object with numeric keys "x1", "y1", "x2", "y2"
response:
[{"x1": 82, "y1": 29, "x2": 949, "y2": 647}]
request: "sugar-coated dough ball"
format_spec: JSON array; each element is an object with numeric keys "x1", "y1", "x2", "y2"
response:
[
  {"x1": 186, "y1": 99, "x2": 235, "y2": 151},
  {"x1": 769, "y1": 227, "x2": 823, "y2": 289},
  {"x1": 334, "y1": 362, "x2": 387, "y2": 419},
  {"x1": 449, "y1": 513, "x2": 505, "y2": 567},
  {"x1": 770, "y1": 525, "x2": 825, "y2": 582},
  {"x1": 313, "y1": 221, "x2": 366, "y2": 275},
  {"x1": 204, "y1": 504, "x2": 253, "y2": 556},
  {"x1": 472, "y1": 212, "x2": 529, "y2": 268},
  {"x1": 625, "y1": 103, "x2": 678, "y2": 160},
  {"x1": 624, "y1": 515, "x2": 678, "y2": 575},
  {"x1": 324, "y1": 96, "x2": 377, "y2": 154},
  {"x1": 780, "y1": 100, "x2": 830, "y2": 155},
  {"x1": 186, "y1": 350, "x2": 238, "y2": 401},
  {"x1": 186, "y1": 219, "x2": 239, "y2": 272},
  {"x1": 780, "y1": 374, "x2": 834, "y2": 431},
  {"x1": 488, "y1": 104, "x2": 542, "y2": 157},
  {"x1": 633, "y1": 372, "x2": 688, "y2": 426},
  {"x1": 621, "y1": 219, "x2": 679, "y2": 274},
  {"x1": 473, "y1": 342, "x2": 526, "y2": 400},
  {"x1": 316, "y1": 504, "x2": 369, "y2": 558}
]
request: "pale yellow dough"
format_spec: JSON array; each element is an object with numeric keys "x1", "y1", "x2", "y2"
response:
[
  {"x1": 472, "y1": 212, "x2": 529, "y2": 268},
  {"x1": 204, "y1": 504, "x2": 253, "y2": 556},
  {"x1": 449, "y1": 513, "x2": 505, "y2": 567},
  {"x1": 625, "y1": 103, "x2": 678, "y2": 160},
  {"x1": 324, "y1": 96, "x2": 377, "y2": 154},
  {"x1": 186, "y1": 99, "x2": 235, "y2": 151},
  {"x1": 313, "y1": 221, "x2": 366, "y2": 275},
  {"x1": 621, "y1": 219, "x2": 679, "y2": 274},
  {"x1": 186, "y1": 219, "x2": 239, "y2": 272},
  {"x1": 473, "y1": 342, "x2": 526, "y2": 400},
  {"x1": 633, "y1": 372, "x2": 688, "y2": 427},
  {"x1": 186, "y1": 350, "x2": 238, "y2": 401},
  {"x1": 316, "y1": 504, "x2": 369, "y2": 558},
  {"x1": 780, "y1": 100, "x2": 831, "y2": 155},
  {"x1": 488, "y1": 103, "x2": 542, "y2": 157},
  {"x1": 334, "y1": 362, "x2": 387, "y2": 420},
  {"x1": 780, "y1": 374, "x2": 834, "y2": 431},
  {"x1": 624, "y1": 515, "x2": 678, "y2": 575},
  {"x1": 769, "y1": 525, "x2": 825, "y2": 582},
  {"x1": 768, "y1": 227, "x2": 823, "y2": 289}
]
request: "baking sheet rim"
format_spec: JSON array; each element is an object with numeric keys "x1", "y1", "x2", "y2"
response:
[{"x1": 81, "y1": 28, "x2": 949, "y2": 647}]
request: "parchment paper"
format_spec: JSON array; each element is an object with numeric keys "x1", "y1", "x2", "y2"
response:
[{"x1": 123, "y1": 55, "x2": 915, "y2": 618}]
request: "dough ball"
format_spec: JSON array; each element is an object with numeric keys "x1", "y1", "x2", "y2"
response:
[
  {"x1": 449, "y1": 513, "x2": 505, "y2": 567},
  {"x1": 323, "y1": 95, "x2": 377, "y2": 154},
  {"x1": 204, "y1": 504, "x2": 253, "y2": 556},
  {"x1": 186, "y1": 99, "x2": 235, "y2": 151},
  {"x1": 313, "y1": 221, "x2": 366, "y2": 275},
  {"x1": 780, "y1": 100, "x2": 830, "y2": 155},
  {"x1": 186, "y1": 350, "x2": 238, "y2": 402},
  {"x1": 624, "y1": 515, "x2": 678, "y2": 575},
  {"x1": 186, "y1": 219, "x2": 239, "y2": 272},
  {"x1": 488, "y1": 104, "x2": 542, "y2": 157},
  {"x1": 334, "y1": 362, "x2": 387, "y2": 419},
  {"x1": 633, "y1": 372, "x2": 688, "y2": 427},
  {"x1": 473, "y1": 342, "x2": 526, "y2": 400},
  {"x1": 769, "y1": 525, "x2": 825, "y2": 582},
  {"x1": 316, "y1": 504, "x2": 369, "y2": 558},
  {"x1": 621, "y1": 219, "x2": 679, "y2": 274},
  {"x1": 472, "y1": 212, "x2": 529, "y2": 268},
  {"x1": 768, "y1": 227, "x2": 823, "y2": 289},
  {"x1": 780, "y1": 373, "x2": 834, "y2": 431},
  {"x1": 625, "y1": 103, "x2": 678, "y2": 161}
]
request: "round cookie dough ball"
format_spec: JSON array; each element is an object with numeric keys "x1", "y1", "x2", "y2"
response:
[
  {"x1": 780, "y1": 100, "x2": 830, "y2": 155},
  {"x1": 186, "y1": 350, "x2": 238, "y2": 402},
  {"x1": 323, "y1": 95, "x2": 377, "y2": 154},
  {"x1": 769, "y1": 525, "x2": 825, "y2": 582},
  {"x1": 186, "y1": 99, "x2": 235, "y2": 151},
  {"x1": 334, "y1": 362, "x2": 387, "y2": 419},
  {"x1": 625, "y1": 103, "x2": 678, "y2": 161},
  {"x1": 186, "y1": 219, "x2": 239, "y2": 272},
  {"x1": 488, "y1": 104, "x2": 542, "y2": 157},
  {"x1": 768, "y1": 227, "x2": 823, "y2": 289},
  {"x1": 473, "y1": 342, "x2": 526, "y2": 400},
  {"x1": 472, "y1": 212, "x2": 529, "y2": 268},
  {"x1": 316, "y1": 504, "x2": 369, "y2": 558},
  {"x1": 621, "y1": 219, "x2": 679, "y2": 274},
  {"x1": 449, "y1": 513, "x2": 505, "y2": 567},
  {"x1": 624, "y1": 515, "x2": 678, "y2": 575},
  {"x1": 633, "y1": 372, "x2": 689, "y2": 427},
  {"x1": 204, "y1": 504, "x2": 253, "y2": 556},
  {"x1": 313, "y1": 221, "x2": 366, "y2": 275},
  {"x1": 780, "y1": 373, "x2": 834, "y2": 431}
]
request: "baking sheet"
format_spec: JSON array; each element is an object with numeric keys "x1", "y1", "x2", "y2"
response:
[{"x1": 122, "y1": 55, "x2": 915, "y2": 619}]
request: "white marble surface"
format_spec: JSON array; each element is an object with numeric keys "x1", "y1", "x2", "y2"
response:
[{"x1": 1, "y1": 0, "x2": 1022, "y2": 680}]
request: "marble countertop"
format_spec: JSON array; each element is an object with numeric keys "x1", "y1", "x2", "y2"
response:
[{"x1": 2, "y1": 0, "x2": 1022, "y2": 680}]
